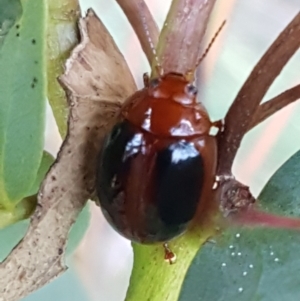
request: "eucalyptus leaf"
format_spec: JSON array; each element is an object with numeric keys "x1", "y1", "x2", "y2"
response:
[
  {"x1": 0, "y1": 195, "x2": 36, "y2": 229},
  {"x1": 0, "y1": 151, "x2": 53, "y2": 229},
  {"x1": 47, "y1": 0, "x2": 79, "y2": 137},
  {"x1": 0, "y1": 0, "x2": 47, "y2": 209},
  {"x1": 0, "y1": 219, "x2": 29, "y2": 262},
  {"x1": 179, "y1": 149, "x2": 300, "y2": 301},
  {"x1": 66, "y1": 202, "x2": 90, "y2": 256},
  {"x1": 26, "y1": 151, "x2": 55, "y2": 198},
  {"x1": 0, "y1": 0, "x2": 22, "y2": 47}
]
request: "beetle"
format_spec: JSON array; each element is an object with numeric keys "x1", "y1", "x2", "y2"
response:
[
  {"x1": 95, "y1": 16, "x2": 226, "y2": 251},
  {"x1": 96, "y1": 70, "x2": 222, "y2": 244}
]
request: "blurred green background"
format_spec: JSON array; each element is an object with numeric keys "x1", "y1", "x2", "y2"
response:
[{"x1": 5, "y1": 0, "x2": 299, "y2": 300}]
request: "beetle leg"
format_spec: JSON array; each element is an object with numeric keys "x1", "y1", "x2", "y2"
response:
[
  {"x1": 212, "y1": 119, "x2": 225, "y2": 133},
  {"x1": 143, "y1": 72, "x2": 150, "y2": 87},
  {"x1": 163, "y1": 243, "x2": 176, "y2": 264}
]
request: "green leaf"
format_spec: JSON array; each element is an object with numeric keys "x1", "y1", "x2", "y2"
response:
[
  {"x1": 47, "y1": 0, "x2": 79, "y2": 138},
  {"x1": 0, "y1": 151, "x2": 53, "y2": 229},
  {"x1": 0, "y1": 0, "x2": 22, "y2": 47},
  {"x1": 179, "y1": 149, "x2": 300, "y2": 301},
  {"x1": 66, "y1": 202, "x2": 90, "y2": 256},
  {"x1": 0, "y1": 0, "x2": 47, "y2": 209},
  {"x1": 26, "y1": 151, "x2": 55, "y2": 198},
  {"x1": 0, "y1": 195, "x2": 36, "y2": 229},
  {"x1": 255, "y1": 151, "x2": 300, "y2": 217},
  {"x1": 0, "y1": 219, "x2": 29, "y2": 262}
]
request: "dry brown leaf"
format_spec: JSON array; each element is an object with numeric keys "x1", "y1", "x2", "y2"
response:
[{"x1": 0, "y1": 9, "x2": 136, "y2": 301}]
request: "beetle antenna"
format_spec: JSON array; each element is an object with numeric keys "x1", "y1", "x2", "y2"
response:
[
  {"x1": 138, "y1": 0, "x2": 163, "y2": 76},
  {"x1": 195, "y1": 20, "x2": 226, "y2": 69}
]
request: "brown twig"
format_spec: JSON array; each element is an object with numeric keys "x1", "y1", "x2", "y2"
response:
[
  {"x1": 217, "y1": 12, "x2": 300, "y2": 175},
  {"x1": 233, "y1": 206, "x2": 300, "y2": 229},
  {"x1": 115, "y1": 0, "x2": 159, "y2": 64},
  {"x1": 248, "y1": 84, "x2": 300, "y2": 130},
  {"x1": 154, "y1": 0, "x2": 216, "y2": 76}
]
